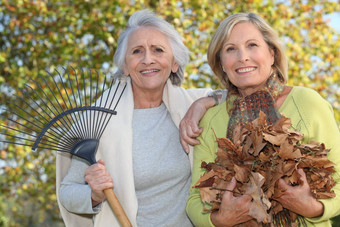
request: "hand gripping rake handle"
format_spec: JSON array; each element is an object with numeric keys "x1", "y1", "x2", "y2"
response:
[
  {"x1": 70, "y1": 139, "x2": 132, "y2": 227},
  {"x1": 0, "y1": 66, "x2": 131, "y2": 226}
]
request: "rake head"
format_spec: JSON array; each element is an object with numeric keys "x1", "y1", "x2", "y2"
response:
[{"x1": 0, "y1": 66, "x2": 126, "y2": 165}]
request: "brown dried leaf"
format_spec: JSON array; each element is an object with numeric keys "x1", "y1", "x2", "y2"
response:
[
  {"x1": 234, "y1": 164, "x2": 250, "y2": 182},
  {"x1": 263, "y1": 132, "x2": 287, "y2": 146},
  {"x1": 217, "y1": 137, "x2": 237, "y2": 151},
  {"x1": 245, "y1": 172, "x2": 272, "y2": 223},
  {"x1": 278, "y1": 140, "x2": 302, "y2": 159},
  {"x1": 199, "y1": 187, "x2": 219, "y2": 204}
]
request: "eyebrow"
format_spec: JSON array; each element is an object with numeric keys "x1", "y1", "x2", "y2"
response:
[
  {"x1": 223, "y1": 38, "x2": 260, "y2": 47},
  {"x1": 129, "y1": 44, "x2": 167, "y2": 50}
]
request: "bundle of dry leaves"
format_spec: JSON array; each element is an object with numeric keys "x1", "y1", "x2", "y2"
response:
[{"x1": 195, "y1": 111, "x2": 336, "y2": 226}]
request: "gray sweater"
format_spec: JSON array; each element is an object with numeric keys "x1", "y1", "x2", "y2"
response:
[
  {"x1": 132, "y1": 103, "x2": 193, "y2": 227},
  {"x1": 59, "y1": 103, "x2": 193, "y2": 226}
]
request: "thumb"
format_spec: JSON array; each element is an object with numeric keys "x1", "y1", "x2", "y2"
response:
[
  {"x1": 97, "y1": 159, "x2": 105, "y2": 165},
  {"x1": 297, "y1": 168, "x2": 308, "y2": 187},
  {"x1": 222, "y1": 177, "x2": 237, "y2": 201}
]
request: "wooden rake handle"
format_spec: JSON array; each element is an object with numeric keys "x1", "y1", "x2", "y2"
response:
[{"x1": 104, "y1": 188, "x2": 132, "y2": 227}]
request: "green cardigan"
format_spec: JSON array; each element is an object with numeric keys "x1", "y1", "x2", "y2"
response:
[{"x1": 187, "y1": 86, "x2": 340, "y2": 227}]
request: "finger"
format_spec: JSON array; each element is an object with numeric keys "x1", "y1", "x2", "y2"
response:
[
  {"x1": 182, "y1": 123, "x2": 198, "y2": 138},
  {"x1": 85, "y1": 162, "x2": 106, "y2": 175},
  {"x1": 277, "y1": 178, "x2": 289, "y2": 192},
  {"x1": 183, "y1": 136, "x2": 201, "y2": 146},
  {"x1": 180, "y1": 137, "x2": 190, "y2": 154},
  {"x1": 180, "y1": 128, "x2": 201, "y2": 146},
  {"x1": 188, "y1": 124, "x2": 203, "y2": 136},
  {"x1": 226, "y1": 177, "x2": 237, "y2": 191},
  {"x1": 87, "y1": 174, "x2": 113, "y2": 189}
]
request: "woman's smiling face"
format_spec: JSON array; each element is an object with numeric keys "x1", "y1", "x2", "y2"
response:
[
  {"x1": 124, "y1": 27, "x2": 179, "y2": 95},
  {"x1": 220, "y1": 22, "x2": 274, "y2": 97}
]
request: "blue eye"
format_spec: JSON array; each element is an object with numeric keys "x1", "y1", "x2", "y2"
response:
[{"x1": 132, "y1": 49, "x2": 141, "y2": 54}]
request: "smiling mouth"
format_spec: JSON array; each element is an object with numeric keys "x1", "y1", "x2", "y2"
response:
[
  {"x1": 141, "y1": 69, "x2": 159, "y2": 74},
  {"x1": 236, "y1": 67, "x2": 256, "y2": 73}
]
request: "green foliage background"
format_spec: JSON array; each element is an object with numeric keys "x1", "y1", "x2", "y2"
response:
[{"x1": 0, "y1": 0, "x2": 339, "y2": 226}]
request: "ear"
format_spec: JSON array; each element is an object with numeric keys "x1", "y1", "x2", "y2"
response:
[
  {"x1": 123, "y1": 65, "x2": 129, "y2": 76},
  {"x1": 270, "y1": 48, "x2": 275, "y2": 66},
  {"x1": 171, "y1": 62, "x2": 179, "y2": 74}
]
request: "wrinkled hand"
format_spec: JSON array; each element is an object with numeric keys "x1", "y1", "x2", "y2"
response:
[
  {"x1": 85, "y1": 159, "x2": 114, "y2": 207},
  {"x1": 274, "y1": 169, "x2": 324, "y2": 218},
  {"x1": 211, "y1": 178, "x2": 253, "y2": 227},
  {"x1": 179, "y1": 97, "x2": 215, "y2": 153}
]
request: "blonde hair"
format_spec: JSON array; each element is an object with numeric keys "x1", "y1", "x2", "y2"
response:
[{"x1": 207, "y1": 12, "x2": 288, "y2": 89}]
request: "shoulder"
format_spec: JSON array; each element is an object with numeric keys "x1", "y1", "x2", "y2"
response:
[
  {"x1": 287, "y1": 86, "x2": 333, "y2": 117},
  {"x1": 290, "y1": 86, "x2": 330, "y2": 107},
  {"x1": 282, "y1": 86, "x2": 338, "y2": 144}
]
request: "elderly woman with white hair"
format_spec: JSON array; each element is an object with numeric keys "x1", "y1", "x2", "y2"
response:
[{"x1": 56, "y1": 10, "x2": 224, "y2": 227}]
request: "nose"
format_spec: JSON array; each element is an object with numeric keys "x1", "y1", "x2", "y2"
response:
[
  {"x1": 142, "y1": 50, "x2": 155, "y2": 65},
  {"x1": 238, "y1": 48, "x2": 249, "y2": 62}
]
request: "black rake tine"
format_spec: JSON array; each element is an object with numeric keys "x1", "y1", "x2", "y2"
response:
[
  {"x1": 2, "y1": 107, "x2": 44, "y2": 131},
  {"x1": 98, "y1": 81, "x2": 126, "y2": 139},
  {"x1": 44, "y1": 70, "x2": 82, "y2": 140},
  {"x1": 6, "y1": 98, "x2": 46, "y2": 127},
  {"x1": 37, "y1": 137, "x2": 77, "y2": 151},
  {"x1": 0, "y1": 124, "x2": 37, "y2": 137},
  {"x1": 4, "y1": 101, "x2": 75, "y2": 147},
  {"x1": 1, "y1": 113, "x2": 42, "y2": 137},
  {"x1": 91, "y1": 70, "x2": 101, "y2": 139},
  {"x1": 28, "y1": 77, "x2": 58, "y2": 117},
  {"x1": 80, "y1": 67, "x2": 90, "y2": 139},
  {"x1": 94, "y1": 74, "x2": 110, "y2": 139},
  {"x1": 0, "y1": 124, "x2": 71, "y2": 149},
  {"x1": 89, "y1": 69, "x2": 94, "y2": 139},
  {"x1": 13, "y1": 91, "x2": 50, "y2": 125},
  {"x1": 96, "y1": 77, "x2": 117, "y2": 138},
  {"x1": 44, "y1": 71, "x2": 76, "y2": 131},
  {"x1": 96, "y1": 76, "x2": 119, "y2": 139},
  {"x1": 0, "y1": 141, "x2": 34, "y2": 148},
  {"x1": 62, "y1": 66, "x2": 87, "y2": 140},
  {"x1": 24, "y1": 83, "x2": 55, "y2": 120},
  {"x1": 36, "y1": 73, "x2": 78, "y2": 139},
  {"x1": 70, "y1": 66, "x2": 87, "y2": 139},
  {"x1": 0, "y1": 139, "x2": 71, "y2": 153},
  {"x1": 0, "y1": 133, "x2": 36, "y2": 143},
  {"x1": 93, "y1": 70, "x2": 100, "y2": 139},
  {"x1": 63, "y1": 66, "x2": 77, "y2": 108},
  {"x1": 60, "y1": 67, "x2": 86, "y2": 140},
  {"x1": 0, "y1": 133, "x2": 71, "y2": 150},
  {"x1": 0, "y1": 133, "x2": 73, "y2": 151},
  {"x1": 31, "y1": 144, "x2": 73, "y2": 153},
  {"x1": 21, "y1": 83, "x2": 75, "y2": 142},
  {"x1": 99, "y1": 81, "x2": 126, "y2": 138},
  {"x1": 24, "y1": 79, "x2": 75, "y2": 141}
]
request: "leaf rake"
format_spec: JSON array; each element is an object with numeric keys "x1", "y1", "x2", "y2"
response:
[{"x1": 0, "y1": 66, "x2": 131, "y2": 227}]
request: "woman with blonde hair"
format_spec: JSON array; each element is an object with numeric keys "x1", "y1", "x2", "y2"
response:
[{"x1": 185, "y1": 12, "x2": 340, "y2": 226}]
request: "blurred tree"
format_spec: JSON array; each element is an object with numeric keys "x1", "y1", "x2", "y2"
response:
[{"x1": 0, "y1": 0, "x2": 339, "y2": 226}]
